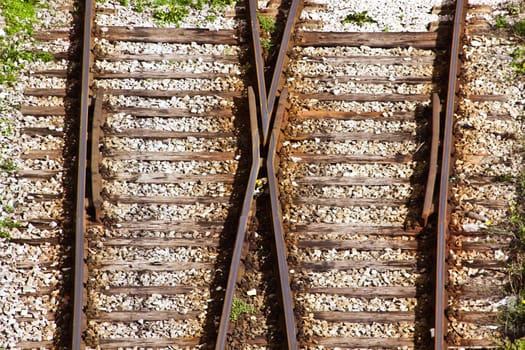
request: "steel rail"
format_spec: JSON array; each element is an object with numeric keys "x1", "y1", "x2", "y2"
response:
[
  {"x1": 435, "y1": 0, "x2": 467, "y2": 348},
  {"x1": 248, "y1": 0, "x2": 270, "y2": 142},
  {"x1": 252, "y1": 1, "x2": 301, "y2": 346},
  {"x1": 215, "y1": 86, "x2": 261, "y2": 350},
  {"x1": 267, "y1": 87, "x2": 298, "y2": 349},
  {"x1": 72, "y1": 0, "x2": 94, "y2": 348},
  {"x1": 248, "y1": 0, "x2": 301, "y2": 144},
  {"x1": 266, "y1": 0, "x2": 302, "y2": 129}
]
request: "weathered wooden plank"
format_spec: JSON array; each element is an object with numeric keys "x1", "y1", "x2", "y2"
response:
[
  {"x1": 105, "y1": 172, "x2": 234, "y2": 184},
  {"x1": 96, "y1": 237, "x2": 220, "y2": 248},
  {"x1": 300, "y1": 55, "x2": 436, "y2": 65},
  {"x1": 20, "y1": 105, "x2": 66, "y2": 116},
  {"x1": 297, "y1": 239, "x2": 419, "y2": 250},
  {"x1": 463, "y1": 199, "x2": 509, "y2": 209},
  {"x1": 98, "y1": 26, "x2": 240, "y2": 45},
  {"x1": 107, "y1": 220, "x2": 225, "y2": 231},
  {"x1": 28, "y1": 193, "x2": 63, "y2": 201},
  {"x1": 33, "y1": 30, "x2": 71, "y2": 40},
  {"x1": 307, "y1": 337, "x2": 414, "y2": 347},
  {"x1": 21, "y1": 127, "x2": 64, "y2": 136},
  {"x1": 32, "y1": 69, "x2": 67, "y2": 77},
  {"x1": 314, "y1": 311, "x2": 415, "y2": 323},
  {"x1": 105, "y1": 194, "x2": 230, "y2": 205},
  {"x1": 24, "y1": 88, "x2": 67, "y2": 97},
  {"x1": 95, "y1": 71, "x2": 235, "y2": 79},
  {"x1": 288, "y1": 152, "x2": 414, "y2": 163},
  {"x1": 456, "y1": 284, "x2": 505, "y2": 299},
  {"x1": 108, "y1": 106, "x2": 234, "y2": 118},
  {"x1": 295, "y1": 110, "x2": 420, "y2": 121},
  {"x1": 106, "y1": 88, "x2": 241, "y2": 98},
  {"x1": 103, "y1": 128, "x2": 234, "y2": 139},
  {"x1": 16, "y1": 261, "x2": 57, "y2": 269},
  {"x1": 429, "y1": 19, "x2": 491, "y2": 32},
  {"x1": 104, "y1": 151, "x2": 236, "y2": 161},
  {"x1": 297, "y1": 31, "x2": 446, "y2": 48},
  {"x1": 295, "y1": 176, "x2": 410, "y2": 186},
  {"x1": 303, "y1": 1, "x2": 328, "y2": 9},
  {"x1": 431, "y1": 3, "x2": 492, "y2": 14},
  {"x1": 456, "y1": 241, "x2": 510, "y2": 251},
  {"x1": 293, "y1": 223, "x2": 420, "y2": 236},
  {"x1": 300, "y1": 75, "x2": 434, "y2": 84},
  {"x1": 94, "y1": 311, "x2": 200, "y2": 322},
  {"x1": 298, "y1": 260, "x2": 417, "y2": 270},
  {"x1": 304, "y1": 286, "x2": 417, "y2": 298},
  {"x1": 422, "y1": 92, "x2": 440, "y2": 226},
  {"x1": 468, "y1": 94, "x2": 507, "y2": 102},
  {"x1": 294, "y1": 197, "x2": 408, "y2": 207},
  {"x1": 20, "y1": 150, "x2": 62, "y2": 160},
  {"x1": 462, "y1": 260, "x2": 507, "y2": 268},
  {"x1": 10, "y1": 238, "x2": 60, "y2": 246},
  {"x1": 16, "y1": 312, "x2": 55, "y2": 321},
  {"x1": 99, "y1": 52, "x2": 240, "y2": 63},
  {"x1": 297, "y1": 92, "x2": 430, "y2": 102},
  {"x1": 16, "y1": 170, "x2": 60, "y2": 179},
  {"x1": 456, "y1": 339, "x2": 499, "y2": 348},
  {"x1": 92, "y1": 89, "x2": 104, "y2": 222},
  {"x1": 455, "y1": 311, "x2": 499, "y2": 325},
  {"x1": 98, "y1": 338, "x2": 201, "y2": 347},
  {"x1": 288, "y1": 131, "x2": 415, "y2": 142},
  {"x1": 464, "y1": 176, "x2": 501, "y2": 184},
  {"x1": 96, "y1": 261, "x2": 214, "y2": 271},
  {"x1": 16, "y1": 341, "x2": 55, "y2": 348},
  {"x1": 101, "y1": 286, "x2": 196, "y2": 295}
]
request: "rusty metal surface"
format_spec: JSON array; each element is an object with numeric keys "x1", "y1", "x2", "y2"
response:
[
  {"x1": 266, "y1": 88, "x2": 298, "y2": 349},
  {"x1": 215, "y1": 87, "x2": 261, "y2": 350},
  {"x1": 422, "y1": 93, "x2": 440, "y2": 226},
  {"x1": 267, "y1": 0, "x2": 303, "y2": 120},
  {"x1": 91, "y1": 89, "x2": 104, "y2": 222},
  {"x1": 435, "y1": 0, "x2": 467, "y2": 348},
  {"x1": 248, "y1": 0, "x2": 270, "y2": 142},
  {"x1": 72, "y1": 0, "x2": 94, "y2": 348}
]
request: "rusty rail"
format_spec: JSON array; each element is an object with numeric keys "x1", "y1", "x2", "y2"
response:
[
  {"x1": 91, "y1": 89, "x2": 104, "y2": 222},
  {"x1": 248, "y1": 0, "x2": 270, "y2": 142},
  {"x1": 72, "y1": 0, "x2": 95, "y2": 348},
  {"x1": 266, "y1": 88, "x2": 298, "y2": 349},
  {"x1": 422, "y1": 93, "x2": 440, "y2": 226},
  {"x1": 215, "y1": 87, "x2": 261, "y2": 350},
  {"x1": 435, "y1": 0, "x2": 467, "y2": 348},
  {"x1": 266, "y1": 0, "x2": 303, "y2": 124}
]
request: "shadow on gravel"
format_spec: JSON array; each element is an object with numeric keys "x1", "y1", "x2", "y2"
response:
[
  {"x1": 55, "y1": 0, "x2": 85, "y2": 347},
  {"x1": 200, "y1": 92, "x2": 252, "y2": 348},
  {"x1": 407, "y1": 103, "x2": 436, "y2": 350},
  {"x1": 408, "y1": 25, "x2": 452, "y2": 347}
]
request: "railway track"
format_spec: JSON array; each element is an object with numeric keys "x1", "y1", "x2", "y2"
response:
[
  {"x1": 76, "y1": 0, "x2": 249, "y2": 348},
  {"x1": 73, "y1": 0, "x2": 469, "y2": 348},
  {"x1": 272, "y1": 3, "x2": 454, "y2": 349},
  {"x1": 443, "y1": 4, "x2": 524, "y2": 349},
  {"x1": 6, "y1": 1, "x2": 81, "y2": 348},
  {"x1": 5, "y1": 0, "x2": 522, "y2": 348}
]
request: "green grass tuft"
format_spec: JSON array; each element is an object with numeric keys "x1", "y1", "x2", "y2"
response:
[
  {"x1": 0, "y1": 0, "x2": 51, "y2": 85},
  {"x1": 0, "y1": 160, "x2": 17, "y2": 172},
  {"x1": 257, "y1": 12, "x2": 276, "y2": 34},
  {"x1": 341, "y1": 11, "x2": 377, "y2": 27},
  {"x1": 146, "y1": 0, "x2": 238, "y2": 26},
  {"x1": 496, "y1": 15, "x2": 509, "y2": 28},
  {"x1": 230, "y1": 297, "x2": 255, "y2": 321},
  {"x1": 515, "y1": 18, "x2": 525, "y2": 36},
  {"x1": 499, "y1": 172, "x2": 525, "y2": 346}
]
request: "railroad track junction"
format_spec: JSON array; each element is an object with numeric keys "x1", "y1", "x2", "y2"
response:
[{"x1": 2, "y1": 0, "x2": 525, "y2": 349}]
